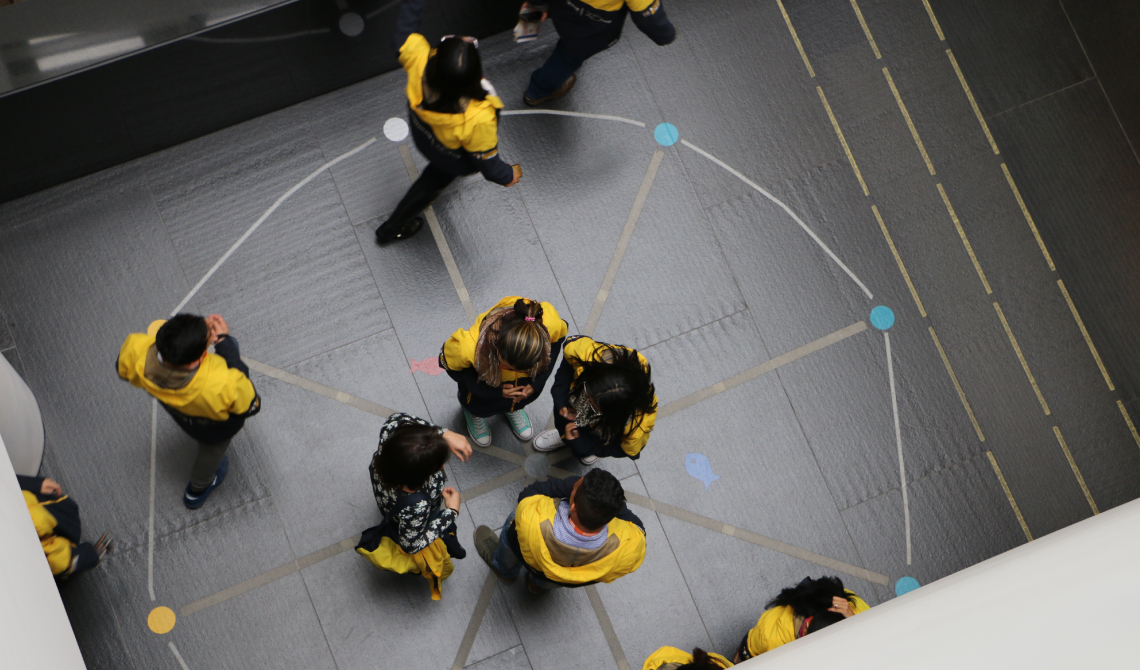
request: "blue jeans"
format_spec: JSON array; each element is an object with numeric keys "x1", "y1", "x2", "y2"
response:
[
  {"x1": 526, "y1": 40, "x2": 589, "y2": 100},
  {"x1": 492, "y1": 512, "x2": 563, "y2": 591}
]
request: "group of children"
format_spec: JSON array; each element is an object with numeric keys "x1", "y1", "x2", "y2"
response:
[{"x1": 76, "y1": 0, "x2": 877, "y2": 665}]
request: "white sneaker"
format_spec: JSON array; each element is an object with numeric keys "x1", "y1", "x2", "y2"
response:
[
  {"x1": 532, "y1": 429, "x2": 564, "y2": 452},
  {"x1": 505, "y1": 409, "x2": 534, "y2": 440},
  {"x1": 464, "y1": 410, "x2": 492, "y2": 447},
  {"x1": 579, "y1": 455, "x2": 599, "y2": 465}
]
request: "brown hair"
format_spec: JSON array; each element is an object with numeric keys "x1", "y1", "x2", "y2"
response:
[
  {"x1": 372, "y1": 424, "x2": 450, "y2": 491},
  {"x1": 474, "y1": 298, "x2": 552, "y2": 386}
]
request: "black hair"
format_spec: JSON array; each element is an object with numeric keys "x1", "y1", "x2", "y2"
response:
[
  {"x1": 372, "y1": 424, "x2": 450, "y2": 492},
  {"x1": 571, "y1": 345, "x2": 657, "y2": 443},
  {"x1": 675, "y1": 648, "x2": 724, "y2": 670},
  {"x1": 155, "y1": 314, "x2": 209, "y2": 366},
  {"x1": 495, "y1": 299, "x2": 550, "y2": 373},
  {"x1": 572, "y1": 469, "x2": 625, "y2": 531},
  {"x1": 767, "y1": 576, "x2": 853, "y2": 635},
  {"x1": 421, "y1": 37, "x2": 486, "y2": 114}
]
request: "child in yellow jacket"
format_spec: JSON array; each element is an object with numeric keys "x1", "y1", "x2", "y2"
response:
[
  {"x1": 643, "y1": 646, "x2": 733, "y2": 670},
  {"x1": 734, "y1": 576, "x2": 870, "y2": 662},
  {"x1": 19, "y1": 475, "x2": 111, "y2": 578}
]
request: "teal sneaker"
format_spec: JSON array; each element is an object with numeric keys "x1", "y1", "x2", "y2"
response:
[
  {"x1": 505, "y1": 409, "x2": 533, "y2": 440},
  {"x1": 464, "y1": 410, "x2": 492, "y2": 447}
]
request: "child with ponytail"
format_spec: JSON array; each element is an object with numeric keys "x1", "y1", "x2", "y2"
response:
[{"x1": 441, "y1": 297, "x2": 568, "y2": 445}]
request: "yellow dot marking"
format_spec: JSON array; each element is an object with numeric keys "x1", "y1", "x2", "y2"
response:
[{"x1": 148, "y1": 606, "x2": 176, "y2": 634}]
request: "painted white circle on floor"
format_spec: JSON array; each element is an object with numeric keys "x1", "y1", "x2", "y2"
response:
[{"x1": 383, "y1": 117, "x2": 409, "y2": 142}]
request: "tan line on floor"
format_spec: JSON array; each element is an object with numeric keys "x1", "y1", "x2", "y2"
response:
[
  {"x1": 921, "y1": 0, "x2": 946, "y2": 40},
  {"x1": 1057, "y1": 279, "x2": 1115, "y2": 391},
  {"x1": 586, "y1": 585, "x2": 632, "y2": 670},
  {"x1": 928, "y1": 326, "x2": 986, "y2": 441},
  {"x1": 992, "y1": 302, "x2": 1051, "y2": 415},
  {"x1": 872, "y1": 205, "x2": 927, "y2": 317},
  {"x1": 850, "y1": 0, "x2": 882, "y2": 59},
  {"x1": 451, "y1": 573, "x2": 500, "y2": 670},
  {"x1": 818, "y1": 87, "x2": 870, "y2": 196},
  {"x1": 399, "y1": 143, "x2": 478, "y2": 322},
  {"x1": 883, "y1": 67, "x2": 936, "y2": 175},
  {"x1": 584, "y1": 149, "x2": 665, "y2": 336},
  {"x1": 1000, "y1": 163, "x2": 1055, "y2": 271},
  {"x1": 659, "y1": 321, "x2": 867, "y2": 417},
  {"x1": 776, "y1": 0, "x2": 816, "y2": 77},
  {"x1": 1053, "y1": 426, "x2": 1099, "y2": 514},
  {"x1": 936, "y1": 183, "x2": 992, "y2": 294},
  {"x1": 244, "y1": 357, "x2": 397, "y2": 417},
  {"x1": 986, "y1": 451, "x2": 1033, "y2": 541},
  {"x1": 1117, "y1": 400, "x2": 1140, "y2": 451},
  {"x1": 946, "y1": 49, "x2": 999, "y2": 154}
]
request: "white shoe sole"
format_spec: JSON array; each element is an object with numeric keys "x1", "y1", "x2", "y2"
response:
[{"x1": 532, "y1": 429, "x2": 563, "y2": 452}]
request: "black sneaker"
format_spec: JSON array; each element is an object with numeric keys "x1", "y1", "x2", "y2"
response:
[
  {"x1": 474, "y1": 525, "x2": 515, "y2": 584},
  {"x1": 523, "y1": 74, "x2": 577, "y2": 106},
  {"x1": 183, "y1": 456, "x2": 229, "y2": 509},
  {"x1": 375, "y1": 215, "x2": 425, "y2": 245}
]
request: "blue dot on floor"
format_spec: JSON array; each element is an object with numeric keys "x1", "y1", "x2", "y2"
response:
[
  {"x1": 895, "y1": 576, "x2": 920, "y2": 596},
  {"x1": 654, "y1": 122, "x2": 679, "y2": 146},
  {"x1": 870, "y1": 305, "x2": 895, "y2": 330}
]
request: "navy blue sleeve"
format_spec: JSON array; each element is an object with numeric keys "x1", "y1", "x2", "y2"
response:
[
  {"x1": 550, "y1": 355, "x2": 574, "y2": 412},
  {"x1": 475, "y1": 148, "x2": 515, "y2": 185},
  {"x1": 629, "y1": 0, "x2": 676, "y2": 46},
  {"x1": 444, "y1": 365, "x2": 505, "y2": 400},
  {"x1": 393, "y1": 0, "x2": 430, "y2": 54},
  {"x1": 615, "y1": 504, "x2": 645, "y2": 532},
  {"x1": 213, "y1": 336, "x2": 250, "y2": 377},
  {"x1": 517, "y1": 475, "x2": 580, "y2": 503},
  {"x1": 16, "y1": 475, "x2": 43, "y2": 494}
]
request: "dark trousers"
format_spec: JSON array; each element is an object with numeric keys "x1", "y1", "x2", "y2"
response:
[
  {"x1": 380, "y1": 164, "x2": 458, "y2": 233},
  {"x1": 526, "y1": 40, "x2": 590, "y2": 100}
]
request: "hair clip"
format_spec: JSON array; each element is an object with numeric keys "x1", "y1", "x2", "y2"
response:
[{"x1": 525, "y1": 316, "x2": 536, "y2": 322}]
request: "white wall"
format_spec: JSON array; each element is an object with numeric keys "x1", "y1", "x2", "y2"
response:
[
  {"x1": 0, "y1": 351, "x2": 44, "y2": 475},
  {"x1": 741, "y1": 498, "x2": 1138, "y2": 669},
  {"x1": 0, "y1": 430, "x2": 87, "y2": 668}
]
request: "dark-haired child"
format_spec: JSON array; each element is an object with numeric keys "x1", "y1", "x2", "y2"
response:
[
  {"x1": 117, "y1": 314, "x2": 260, "y2": 509},
  {"x1": 532, "y1": 335, "x2": 657, "y2": 465},
  {"x1": 733, "y1": 576, "x2": 869, "y2": 661},
  {"x1": 643, "y1": 646, "x2": 733, "y2": 670},
  {"x1": 441, "y1": 296, "x2": 568, "y2": 446},
  {"x1": 375, "y1": 0, "x2": 522, "y2": 244},
  {"x1": 473, "y1": 470, "x2": 646, "y2": 593},
  {"x1": 367, "y1": 412, "x2": 472, "y2": 555}
]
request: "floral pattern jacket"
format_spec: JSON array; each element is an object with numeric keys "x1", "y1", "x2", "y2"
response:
[{"x1": 369, "y1": 413, "x2": 456, "y2": 554}]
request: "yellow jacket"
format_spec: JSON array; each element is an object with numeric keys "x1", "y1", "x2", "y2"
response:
[
  {"x1": 441, "y1": 296, "x2": 568, "y2": 384},
  {"x1": 117, "y1": 320, "x2": 257, "y2": 421},
  {"x1": 581, "y1": 0, "x2": 657, "y2": 10},
  {"x1": 746, "y1": 591, "x2": 869, "y2": 656},
  {"x1": 643, "y1": 646, "x2": 733, "y2": 670},
  {"x1": 515, "y1": 495, "x2": 645, "y2": 585},
  {"x1": 357, "y1": 535, "x2": 454, "y2": 601},
  {"x1": 400, "y1": 34, "x2": 504, "y2": 155},
  {"x1": 562, "y1": 337, "x2": 656, "y2": 457},
  {"x1": 24, "y1": 491, "x2": 74, "y2": 576}
]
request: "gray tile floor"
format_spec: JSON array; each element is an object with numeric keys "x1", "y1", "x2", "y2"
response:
[{"x1": 3, "y1": 1, "x2": 1140, "y2": 668}]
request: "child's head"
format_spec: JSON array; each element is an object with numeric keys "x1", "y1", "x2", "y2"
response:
[
  {"x1": 495, "y1": 299, "x2": 551, "y2": 373},
  {"x1": 569, "y1": 469, "x2": 626, "y2": 532},
  {"x1": 573, "y1": 345, "x2": 656, "y2": 439},
  {"x1": 373, "y1": 424, "x2": 450, "y2": 491},
  {"x1": 675, "y1": 649, "x2": 724, "y2": 670},
  {"x1": 423, "y1": 36, "x2": 486, "y2": 113},
  {"x1": 767, "y1": 576, "x2": 852, "y2": 634},
  {"x1": 155, "y1": 314, "x2": 209, "y2": 366}
]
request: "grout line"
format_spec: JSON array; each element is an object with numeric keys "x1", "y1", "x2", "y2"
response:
[
  {"x1": 398, "y1": 144, "x2": 477, "y2": 322},
  {"x1": 658, "y1": 321, "x2": 867, "y2": 417},
  {"x1": 817, "y1": 87, "x2": 870, "y2": 196},
  {"x1": 946, "y1": 49, "x2": 1000, "y2": 154},
  {"x1": 935, "y1": 183, "x2": 992, "y2": 294},
  {"x1": 451, "y1": 573, "x2": 500, "y2": 670},
  {"x1": 244, "y1": 356, "x2": 396, "y2": 417},
  {"x1": 883, "y1": 67, "x2": 936, "y2": 175},
  {"x1": 584, "y1": 149, "x2": 665, "y2": 336},
  {"x1": 586, "y1": 585, "x2": 632, "y2": 670},
  {"x1": 460, "y1": 468, "x2": 526, "y2": 500},
  {"x1": 872, "y1": 205, "x2": 926, "y2": 317},
  {"x1": 928, "y1": 326, "x2": 985, "y2": 441},
  {"x1": 1052, "y1": 426, "x2": 1099, "y2": 514},
  {"x1": 1000, "y1": 163, "x2": 1055, "y2": 271},
  {"x1": 850, "y1": 0, "x2": 882, "y2": 59},
  {"x1": 992, "y1": 302, "x2": 1051, "y2": 415},
  {"x1": 775, "y1": 0, "x2": 816, "y2": 77},
  {"x1": 921, "y1": 0, "x2": 945, "y2": 40},
  {"x1": 1117, "y1": 400, "x2": 1140, "y2": 451},
  {"x1": 884, "y1": 332, "x2": 911, "y2": 565},
  {"x1": 1056, "y1": 279, "x2": 1114, "y2": 391},
  {"x1": 986, "y1": 451, "x2": 1033, "y2": 541}
]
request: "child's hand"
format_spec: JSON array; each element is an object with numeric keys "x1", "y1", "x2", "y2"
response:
[{"x1": 442, "y1": 487, "x2": 461, "y2": 511}]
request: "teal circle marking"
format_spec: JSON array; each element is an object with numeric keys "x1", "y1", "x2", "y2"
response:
[
  {"x1": 870, "y1": 305, "x2": 895, "y2": 330},
  {"x1": 895, "y1": 576, "x2": 920, "y2": 596},
  {"x1": 654, "y1": 122, "x2": 679, "y2": 146}
]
